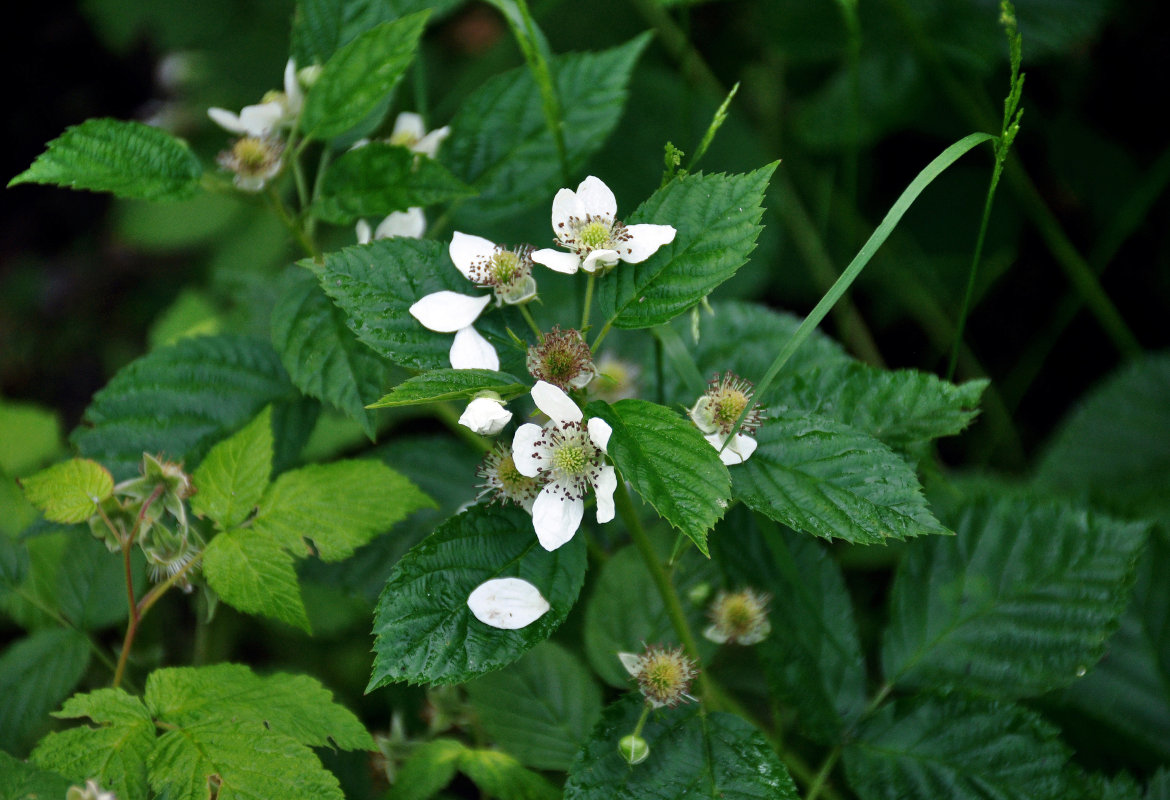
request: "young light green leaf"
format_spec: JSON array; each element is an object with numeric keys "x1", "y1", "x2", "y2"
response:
[
  {"x1": 271, "y1": 269, "x2": 386, "y2": 439},
  {"x1": 9, "y1": 119, "x2": 202, "y2": 201},
  {"x1": 368, "y1": 504, "x2": 587, "y2": 688},
  {"x1": 883, "y1": 494, "x2": 1147, "y2": 697},
  {"x1": 251, "y1": 460, "x2": 433, "y2": 561},
  {"x1": 0, "y1": 400, "x2": 61, "y2": 476},
  {"x1": 367, "y1": 369, "x2": 527, "y2": 409},
  {"x1": 145, "y1": 663, "x2": 373, "y2": 750},
  {"x1": 314, "y1": 143, "x2": 474, "y2": 224},
  {"x1": 19, "y1": 459, "x2": 113, "y2": 524},
  {"x1": 0, "y1": 629, "x2": 91, "y2": 754},
  {"x1": 191, "y1": 407, "x2": 273, "y2": 530},
  {"x1": 300, "y1": 11, "x2": 429, "y2": 140},
  {"x1": 0, "y1": 751, "x2": 74, "y2": 800},
  {"x1": 202, "y1": 527, "x2": 311, "y2": 631},
  {"x1": 712, "y1": 509, "x2": 867, "y2": 745},
  {"x1": 843, "y1": 696, "x2": 1075, "y2": 800},
  {"x1": 444, "y1": 35, "x2": 649, "y2": 226},
  {"x1": 585, "y1": 399, "x2": 730, "y2": 555},
  {"x1": 72, "y1": 335, "x2": 296, "y2": 480},
  {"x1": 457, "y1": 749, "x2": 560, "y2": 800},
  {"x1": 388, "y1": 738, "x2": 466, "y2": 800},
  {"x1": 732, "y1": 414, "x2": 948, "y2": 544},
  {"x1": 563, "y1": 696, "x2": 798, "y2": 799},
  {"x1": 466, "y1": 642, "x2": 603, "y2": 771},
  {"x1": 597, "y1": 165, "x2": 777, "y2": 330}
]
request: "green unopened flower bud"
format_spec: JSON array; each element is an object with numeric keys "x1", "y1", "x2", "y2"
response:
[{"x1": 619, "y1": 734, "x2": 650, "y2": 765}]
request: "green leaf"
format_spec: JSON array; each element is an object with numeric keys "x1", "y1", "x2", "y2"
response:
[
  {"x1": 191, "y1": 408, "x2": 273, "y2": 530},
  {"x1": 456, "y1": 749, "x2": 559, "y2": 800},
  {"x1": 271, "y1": 270, "x2": 386, "y2": 439},
  {"x1": 293, "y1": 0, "x2": 461, "y2": 67},
  {"x1": 466, "y1": 642, "x2": 603, "y2": 771},
  {"x1": 0, "y1": 752, "x2": 72, "y2": 800},
  {"x1": 314, "y1": 143, "x2": 474, "y2": 224},
  {"x1": 9, "y1": 119, "x2": 202, "y2": 201},
  {"x1": 586, "y1": 399, "x2": 730, "y2": 555},
  {"x1": 318, "y1": 238, "x2": 469, "y2": 370},
  {"x1": 252, "y1": 459, "x2": 433, "y2": 561},
  {"x1": 33, "y1": 689, "x2": 154, "y2": 800},
  {"x1": 842, "y1": 696, "x2": 1074, "y2": 800},
  {"x1": 203, "y1": 527, "x2": 310, "y2": 631},
  {"x1": 56, "y1": 534, "x2": 136, "y2": 630},
  {"x1": 444, "y1": 36, "x2": 649, "y2": 225},
  {"x1": 148, "y1": 722, "x2": 344, "y2": 800},
  {"x1": 301, "y1": 12, "x2": 429, "y2": 140},
  {"x1": 583, "y1": 543, "x2": 719, "y2": 689},
  {"x1": 597, "y1": 165, "x2": 777, "y2": 330},
  {"x1": 1035, "y1": 353, "x2": 1170, "y2": 526},
  {"x1": 72, "y1": 335, "x2": 296, "y2": 480},
  {"x1": 775, "y1": 363, "x2": 988, "y2": 450},
  {"x1": 733, "y1": 414, "x2": 947, "y2": 544},
  {"x1": 882, "y1": 494, "x2": 1147, "y2": 697},
  {"x1": 0, "y1": 629, "x2": 91, "y2": 754},
  {"x1": 388, "y1": 739, "x2": 465, "y2": 800},
  {"x1": 0, "y1": 400, "x2": 61, "y2": 476},
  {"x1": 368, "y1": 504, "x2": 587, "y2": 688},
  {"x1": 712, "y1": 509, "x2": 867, "y2": 745},
  {"x1": 19, "y1": 459, "x2": 113, "y2": 524},
  {"x1": 367, "y1": 368, "x2": 527, "y2": 408},
  {"x1": 563, "y1": 696, "x2": 798, "y2": 799},
  {"x1": 145, "y1": 663, "x2": 373, "y2": 750}
]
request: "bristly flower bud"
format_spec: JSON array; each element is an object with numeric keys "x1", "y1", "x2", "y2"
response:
[
  {"x1": 618, "y1": 645, "x2": 698, "y2": 708},
  {"x1": 476, "y1": 445, "x2": 541, "y2": 511},
  {"x1": 619, "y1": 734, "x2": 650, "y2": 765},
  {"x1": 526, "y1": 326, "x2": 596, "y2": 391},
  {"x1": 140, "y1": 520, "x2": 200, "y2": 588},
  {"x1": 704, "y1": 588, "x2": 771, "y2": 645}
]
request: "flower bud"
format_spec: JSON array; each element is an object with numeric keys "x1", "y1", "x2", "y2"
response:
[
  {"x1": 704, "y1": 588, "x2": 771, "y2": 645},
  {"x1": 619, "y1": 734, "x2": 650, "y2": 765},
  {"x1": 618, "y1": 645, "x2": 698, "y2": 708},
  {"x1": 527, "y1": 326, "x2": 596, "y2": 391},
  {"x1": 459, "y1": 393, "x2": 512, "y2": 435}
]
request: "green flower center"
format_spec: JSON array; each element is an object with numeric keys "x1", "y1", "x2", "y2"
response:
[
  {"x1": 553, "y1": 444, "x2": 588, "y2": 476},
  {"x1": 492, "y1": 250, "x2": 520, "y2": 284},
  {"x1": 389, "y1": 130, "x2": 419, "y2": 148},
  {"x1": 578, "y1": 220, "x2": 612, "y2": 250},
  {"x1": 713, "y1": 391, "x2": 749, "y2": 427},
  {"x1": 234, "y1": 138, "x2": 272, "y2": 169}
]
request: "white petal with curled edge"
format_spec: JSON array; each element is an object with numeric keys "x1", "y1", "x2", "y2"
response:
[
  {"x1": 207, "y1": 107, "x2": 247, "y2": 135},
  {"x1": 375, "y1": 207, "x2": 426, "y2": 240},
  {"x1": 409, "y1": 291, "x2": 491, "y2": 332},
  {"x1": 449, "y1": 231, "x2": 496, "y2": 280},
  {"x1": 392, "y1": 111, "x2": 426, "y2": 142},
  {"x1": 551, "y1": 187, "x2": 585, "y2": 232},
  {"x1": 618, "y1": 651, "x2": 643, "y2": 677},
  {"x1": 450, "y1": 326, "x2": 499, "y2": 370},
  {"x1": 593, "y1": 465, "x2": 617, "y2": 524},
  {"x1": 459, "y1": 397, "x2": 512, "y2": 435},
  {"x1": 622, "y1": 224, "x2": 677, "y2": 263},
  {"x1": 532, "y1": 485, "x2": 584, "y2": 550},
  {"x1": 415, "y1": 126, "x2": 450, "y2": 158},
  {"x1": 467, "y1": 577, "x2": 550, "y2": 630},
  {"x1": 705, "y1": 432, "x2": 757, "y2": 465},
  {"x1": 531, "y1": 380, "x2": 582, "y2": 423},
  {"x1": 588, "y1": 417, "x2": 612, "y2": 453},
  {"x1": 575, "y1": 176, "x2": 617, "y2": 221},
  {"x1": 236, "y1": 102, "x2": 286, "y2": 136},
  {"x1": 355, "y1": 219, "x2": 372, "y2": 244},
  {"x1": 581, "y1": 249, "x2": 620, "y2": 273},
  {"x1": 531, "y1": 248, "x2": 581, "y2": 275},
  {"x1": 511, "y1": 423, "x2": 545, "y2": 477},
  {"x1": 283, "y1": 59, "x2": 303, "y2": 113}
]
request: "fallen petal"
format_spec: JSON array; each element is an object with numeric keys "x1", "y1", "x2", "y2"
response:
[{"x1": 467, "y1": 577, "x2": 550, "y2": 630}]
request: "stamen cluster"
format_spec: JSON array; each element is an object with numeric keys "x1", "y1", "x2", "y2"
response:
[
  {"x1": 692, "y1": 371, "x2": 764, "y2": 436},
  {"x1": 216, "y1": 136, "x2": 285, "y2": 192},
  {"x1": 529, "y1": 420, "x2": 605, "y2": 501},
  {"x1": 621, "y1": 645, "x2": 698, "y2": 708},
  {"x1": 557, "y1": 213, "x2": 632, "y2": 262},
  {"x1": 466, "y1": 244, "x2": 537, "y2": 305},
  {"x1": 476, "y1": 445, "x2": 541, "y2": 510},
  {"x1": 704, "y1": 588, "x2": 772, "y2": 645},
  {"x1": 527, "y1": 326, "x2": 596, "y2": 391}
]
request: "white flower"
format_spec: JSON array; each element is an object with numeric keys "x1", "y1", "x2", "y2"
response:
[
  {"x1": 449, "y1": 231, "x2": 537, "y2": 305},
  {"x1": 67, "y1": 780, "x2": 117, "y2": 800},
  {"x1": 467, "y1": 577, "x2": 550, "y2": 629},
  {"x1": 356, "y1": 207, "x2": 427, "y2": 243},
  {"x1": 459, "y1": 394, "x2": 512, "y2": 435},
  {"x1": 408, "y1": 291, "x2": 498, "y2": 370},
  {"x1": 511, "y1": 381, "x2": 615, "y2": 551},
  {"x1": 531, "y1": 176, "x2": 677, "y2": 275},
  {"x1": 389, "y1": 112, "x2": 450, "y2": 158},
  {"x1": 704, "y1": 431, "x2": 757, "y2": 466},
  {"x1": 689, "y1": 371, "x2": 764, "y2": 466},
  {"x1": 208, "y1": 59, "x2": 303, "y2": 137}
]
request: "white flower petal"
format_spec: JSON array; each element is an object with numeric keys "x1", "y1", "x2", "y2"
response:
[
  {"x1": 283, "y1": 58, "x2": 303, "y2": 114},
  {"x1": 409, "y1": 291, "x2": 491, "y2": 332},
  {"x1": 392, "y1": 111, "x2": 426, "y2": 142},
  {"x1": 450, "y1": 326, "x2": 499, "y2": 370},
  {"x1": 576, "y1": 175, "x2": 617, "y2": 221},
  {"x1": 622, "y1": 224, "x2": 677, "y2": 263},
  {"x1": 587, "y1": 417, "x2": 612, "y2": 453},
  {"x1": 236, "y1": 102, "x2": 286, "y2": 137},
  {"x1": 531, "y1": 380, "x2": 582, "y2": 423},
  {"x1": 450, "y1": 231, "x2": 497, "y2": 281},
  {"x1": 728, "y1": 433, "x2": 758, "y2": 463},
  {"x1": 467, "y1": 577, "x2": 550, "y2": 630},
  {"x1": 581, "y1": 249, "x2": 620, "y2": 273},
  {"x1": 531, "y1": 248, "x2": 581, "y2": 275},
  {"x1": 703, "y1": 623, "x2": 731, "y2": 645},
  {"x1": 512, "y1": 423, "x2": 545, "y2": 477},
  {"x1": 532, "y1": 485, "x2": 584, "y2": 550},
  {"x1": 618, "y1": 651, "x2": 643, "y2": 677},
  {"x1": 551, "y1": 187, "x2": 584, "y2": 232},
  {"x1": 375, "y1": 207, "x2": 426, "y2": 240},
  {"x1": 208, "y1": 107, "x2": 247, "y2": 134},
  {"x1": 459, "y1": 397, "x2": 512, "y2": 435},
  {"x1": 355, "y1": 219, "x2": 372, "y2": 244},
  {"x1": 414, "y1": 126, "x2": 450, "y2": 158},
  {"x1": 593, "y1": 465, "x2": 617, "y2": 524},
  {"x1": 705, "y1": 432, "x2": 757, "y2": 465}
]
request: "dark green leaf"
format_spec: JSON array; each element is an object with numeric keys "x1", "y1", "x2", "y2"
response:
[
  {"x1": 597, "y1": 165, "x2": 777, "y2": 330},
  {"x1": 191, "y1": 407, "x2": 273, "y2": 530},
  {"x1": 56, "y1": 534, "x2": 135, "y2": 630},
  {"x1": 0, "y1": 630, "x2": 91, "y2": 754},
  {"x1": 586, "y1": 399, "x2": 730, "y2": 555},
  {"x1": 367, "y1": 368, "x2": 527, "y2": 408},
  {"x1": 202, "y1": 527, "x2": 311, "y2": 631},
  {"x1": 9, "y1": 119, "x2": 202, "y2": 201},
  {"x1": 883, "y1": 494, "x2": 1147, "y2": 696},
  {"x1": 368, "y1": 504, "x2": 587, "y2": 687},
  {"x1": 563, "y1": 696, "x2": 798, "y2": 799},
  {"x1": 0, "y1": 751, "x2": 73, "y2": 800},
  {"x1": 733, "y1": 414, "x2": 947, "y2": 544}
]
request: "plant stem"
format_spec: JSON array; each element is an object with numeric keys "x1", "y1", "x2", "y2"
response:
[
  {"x1": 946, "y1": 162, "x2": 1002, "y2": 381},
  {"x1": 580, "y1": 271, "x2": 596, "y2": 332},
  {"x1": 805, "y1": 747, "x2": 842, "y2": 800},
  {"x1": 267, "y1": 186, "x2": 320, "y2": 260},
  {"x1": 519, "y1": 303, "x2": 544, "y2": 339},
  {"x1": 590, "y1": 319, "x2": 613, "y2": 354}
]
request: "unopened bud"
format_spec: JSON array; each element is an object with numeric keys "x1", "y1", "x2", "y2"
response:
[{"x1": 618, "y1": 734, "x2": 649, "y2": 765}]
